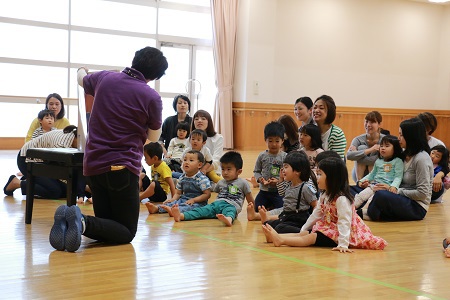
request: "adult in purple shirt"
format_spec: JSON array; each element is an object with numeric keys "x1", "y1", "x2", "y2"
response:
[{"x1": 49, "y1": 47, "x2": 168, "y2": 252}]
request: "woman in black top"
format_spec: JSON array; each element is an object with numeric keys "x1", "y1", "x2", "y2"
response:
[{"x1": 159, "y1": 95, "x2": 192, "y2": 151}]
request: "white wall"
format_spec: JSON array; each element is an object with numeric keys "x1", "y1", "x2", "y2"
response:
[
  {"x1": 437, "y1": 5, "x2": 450, "y2": 105},
  {"x1": 235, "y1": 0, "x2": 450, "y2": 109}
]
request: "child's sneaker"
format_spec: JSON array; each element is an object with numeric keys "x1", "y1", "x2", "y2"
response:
[
  {"x1": 49, "y1": 205, "x2": 68, "y2": 251},
  {"x1": 65, "y1": 205, "x2": 84, "y2": 252}
]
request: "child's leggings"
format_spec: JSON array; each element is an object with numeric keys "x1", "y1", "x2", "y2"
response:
[{"x1": 183, "y1": 200, "x2": 237, "y2": 221}]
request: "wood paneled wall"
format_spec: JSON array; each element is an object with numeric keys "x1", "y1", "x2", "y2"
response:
[
  {"x1": 2, "y1": 103, "x2": 449, "y2": 151},
  {"x1": 0, "y1": 138, "x2": 24, "y2": 150},
  {"x1": 232, "y1": 102, "x2": 450, "y2": 150}
]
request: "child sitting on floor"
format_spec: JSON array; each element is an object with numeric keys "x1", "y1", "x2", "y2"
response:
[
  {"x1": 262, "y1": 157, "x2": 387, "y2": 252},
  {"x1": 429, "y1": 145, "x2": 449, "y2": 203},
  {"x1": 252, "y1": 121, "x2": 287, "y2": 212},
  {"x1": 174, "y1": 129, "x2": 222, "y2": 183},
  {"x1": 172, "y1": 151, "x2": 255, "y2": 227},
  {"x1": 140, "y1": 142, "x2": 176, "y2": 204},
  {"x1": 247, "y1": 150, "x2": 338, "y2": 222},
  {"x1": 145, "y1": 150, "x2": 211, "y2": 215},
  {"x1": 261, "y1": 151, "x2": 317, "y2": 233}
]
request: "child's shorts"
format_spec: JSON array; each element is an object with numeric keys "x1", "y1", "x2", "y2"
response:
[
  {"x1": 148, "y1": 181, "x2": 167, "y2": 202},
  {"x1": 312, "y1": 231, "x2": 338, "y2": 248}
]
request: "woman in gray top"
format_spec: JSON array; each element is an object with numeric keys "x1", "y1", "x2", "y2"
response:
[
  {"x1": 346, "y1": 111, "x2": 385, "y2": 182},
  {"x1": 366, "y1": 117, "x2": 433, "y2": 221}
]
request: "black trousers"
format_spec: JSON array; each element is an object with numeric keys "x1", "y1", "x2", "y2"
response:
[
  {"x1": 84, "y1": 168, "x2": 140, "y2": 244},
  {"x1": 265, "y1": 210, "x2": 309, "y2": 233}
]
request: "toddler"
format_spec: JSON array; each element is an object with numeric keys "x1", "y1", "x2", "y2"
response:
[
  {"x1": 31, "y1": 109, "x2": 55, "y2": 139},
  {"x1": 262, "y1": 157, "x2": 387, "y2": 252},
  {"x1": 430, "y1": 145, "x2": 449, "y2": 203},
  {"x1": 355, "y1": 135, "x2": 403, "y2": 219},
  {"x1": 172, "y1": 151, "x2": 255, "y2": 227},
  {"x1": 179, "y1": 129, "x2": 222, "y2": 183},
  {"x1": 140, "y1": 142, "x2": 176, "y2": 204},
  {"x1": 164, "y1": 121, "x2": 190, "y2": 173},
  {"x1": 146, "y1": 150, "x2": 211, "y2": 215},
  {"x1": 299, "y1": 123, "x2": 323, "y2": 171},
  {"x1": 252, "y1": 121, "x2": 287, "y2": 212},
  {"x1": 261, "y1": 151, "x2": 317, "y2": 233}
]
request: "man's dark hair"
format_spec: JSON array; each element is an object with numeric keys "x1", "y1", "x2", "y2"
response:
[{"x1": 131, "y1": 47, "x2": 168, "y2": 81}]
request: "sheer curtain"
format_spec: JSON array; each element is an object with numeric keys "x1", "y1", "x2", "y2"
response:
[{"x1": 210, "y1": 0, "x2": 239, "y2": 149}]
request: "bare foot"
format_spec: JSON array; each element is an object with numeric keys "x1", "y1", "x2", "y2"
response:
[
  {"x1": 259, "y1": 206, "x2": 268, "y2": 223},
  {"x1": 261, "y1": 224, "x2": 273, "y2": 243},
  {"x1": 262, "y1": 224, "x2": 283, "y2": 246},
  {"x1": 145, "y1": 202, "x2": 159, "y2": 214},
  {"x1": 160, "y1": 205, "x2": 173, "y2": 216},
  {"x1": 445, "y1": 247, "x2": 450, "y2": 258},
  {"x1": 77, "y1": 197, "x2": 84, "y2": 204},
  {"x1": 247, "y1": 202, "x2": 259, "y2": 221},
  {"x1": 246, "y1": 176, "x2": 259, "y2": 188},
  {"x1": 87, "y1": 197, "x2": 93, "y2": 204},
  {"x1": 172, "y1": 204, "x2": 183, "y2": 222},
  {"x1": 216, "y1": 214, "x2": 232, "y2": 227}
]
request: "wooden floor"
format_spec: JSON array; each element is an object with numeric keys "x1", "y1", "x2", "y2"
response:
[{"x1": 1, "y1": 149, "x2": 450, "y2": 299}]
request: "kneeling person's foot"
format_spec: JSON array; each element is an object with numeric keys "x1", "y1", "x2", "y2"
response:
[
  {"x1": 65, "y1": 205, "x2": 85, "y2": 252},
  {"x1": 49, "y1": 205, "x2": 68, "y2": 251}
]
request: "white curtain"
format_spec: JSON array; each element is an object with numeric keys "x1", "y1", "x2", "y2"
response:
[{"x1": 210, "y1": 0, "x2": 239, "y2": 149}]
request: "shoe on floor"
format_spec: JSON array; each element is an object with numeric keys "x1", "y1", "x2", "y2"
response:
[
  {"x1": 49, "y1": 205, "x2": 68, "y2": 251},
  {"x1": 65, "y1": 205, "x2": 84, "y2": 252},
  {"x1": 3, "y1": 175, "x2": 16, "y2": 196}
]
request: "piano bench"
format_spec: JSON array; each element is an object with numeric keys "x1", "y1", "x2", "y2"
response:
[{"x1": 25, "y1": 148, "x2": 84, "y2": 224}]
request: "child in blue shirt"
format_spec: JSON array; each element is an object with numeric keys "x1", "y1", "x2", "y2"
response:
[
  {"x1": 429, "y1": 145, "x2": 449, "y2": 203},
  {"x1": 146, "y1": 150, "x2": 211, "y2": 215}
]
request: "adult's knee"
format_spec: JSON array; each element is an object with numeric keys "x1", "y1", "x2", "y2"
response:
[
  {"x1": 371, "y1": 190, "x2": 391, "y2": 203},
  {"x1": 367, "y1": 190, "x2": 391, "y2": 221}
]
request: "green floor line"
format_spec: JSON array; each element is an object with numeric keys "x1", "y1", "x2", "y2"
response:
[{"x1": 147, "y1": 221, "x2": 446, "y2": 300}]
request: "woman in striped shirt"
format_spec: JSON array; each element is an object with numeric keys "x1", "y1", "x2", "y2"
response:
[
  {"x1": 313, "y1": 95, "x2": 347, "y2": 160},
  {"x1": 4, "y1": 125, "x2": 78, "y2": 199}
]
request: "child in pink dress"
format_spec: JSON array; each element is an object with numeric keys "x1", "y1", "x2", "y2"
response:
[{"x1": 262, "y1": 157, "x2": 387, "y2": 252}]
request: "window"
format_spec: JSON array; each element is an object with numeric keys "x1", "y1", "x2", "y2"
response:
[
  {"x1": 71, "y1": 0, "x2": 157, "y2": 33},
  {"x1": 70, "y1": 31, "x2": 155, "y2": 67},
  {"x1": 0, "y1": 0, "x2": 215, "y2": 138},
  {"x1": 0, "y1": 23, "x2": 68, "y2": 62},
  {"x1": 0, "y1": 0, "x2": 68, "y2": 24}
]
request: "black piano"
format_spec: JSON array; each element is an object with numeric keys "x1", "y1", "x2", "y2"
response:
[{"x1": 25, "y1": 148, "x2": 84, "y2": 224}]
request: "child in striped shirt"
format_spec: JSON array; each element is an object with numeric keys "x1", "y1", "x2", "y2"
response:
[{"x1": 30, "y1": 109, "x2": 56, "y2": 139}]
